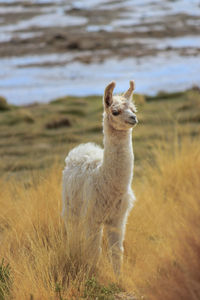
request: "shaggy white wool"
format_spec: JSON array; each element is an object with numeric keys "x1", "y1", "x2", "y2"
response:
[{"x1": 62, "y1": 80, "x2": 137, "y2": 276}]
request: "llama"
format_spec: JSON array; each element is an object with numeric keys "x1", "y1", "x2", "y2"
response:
[{"x1": 62, "y1": 80, "x2": 138, "y2": 276}]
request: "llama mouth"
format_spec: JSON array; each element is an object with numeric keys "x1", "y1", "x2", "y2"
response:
[{"x1": 126, "y1": 120, "x2": 138, "y2": 126}]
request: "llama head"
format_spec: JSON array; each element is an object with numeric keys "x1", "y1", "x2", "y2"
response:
[{"x1": 103, "y1": 80, "x2": 138, "y2": 131}]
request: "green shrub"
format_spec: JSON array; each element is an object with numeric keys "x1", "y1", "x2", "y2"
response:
[
  {"x1": 83, "y1": 277, "x2": 121, "y2": 300},
  {"x1": 0, "y1": 96, "x2": 10, "y2": 111},
  {"x1": 0, "y1": 259, "x2": 12, "y2": 299}
]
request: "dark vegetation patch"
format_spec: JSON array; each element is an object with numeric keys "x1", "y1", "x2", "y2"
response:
[
  {"x1": 0, "y1": 96, "x2": 11, "y2": 111},
  {"x1": 179, "y1": 114, "x2": 200, "y2": 123},
  {"x1": 146, "y1": 91, "x2": 184, "y2": 102},
  {"x1": 177, "y1": 103, "x2": 192, "y2": 111},
  {"x1": 61, "y1": 108, "x2": 86, "y2": 116},
  {"x1": 45, "y1": 117, "x2": 71, "y2": 129}
]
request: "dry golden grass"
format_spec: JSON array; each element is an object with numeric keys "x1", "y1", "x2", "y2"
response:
[
  {"x1": 0, "y1": 138, "x2": 200, "y2": 299},
  {"x1": 122, "y1": 139, "x2": 200, "y2": 299}
]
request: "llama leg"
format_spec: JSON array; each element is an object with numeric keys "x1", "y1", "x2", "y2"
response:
[
  {"x1": 86, "y1": 224, "x2": 103, "y2": 265},
  {"x1": 105, "y1": 219, "x2": 126, "y2": 276}
]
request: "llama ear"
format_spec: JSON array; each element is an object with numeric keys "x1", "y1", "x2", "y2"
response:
[
  {"x1": 104, "y1": 81, "x2": 116, "y2": 108},
  {"x1": 123, "y1": 80, "x2": 135, "y2": 101}
]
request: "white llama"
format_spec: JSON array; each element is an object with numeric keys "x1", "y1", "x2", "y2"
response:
[{"x1": 62, "y1": 80, "x2": 138, "y2": 276}]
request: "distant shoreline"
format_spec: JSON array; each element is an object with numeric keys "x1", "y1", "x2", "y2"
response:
[{"x1": 1, "y1": 0, "x2": 200, "y2": 105}]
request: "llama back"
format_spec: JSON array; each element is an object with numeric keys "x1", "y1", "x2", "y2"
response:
[
  {"x1": 64, "y1": 143, "x2": 103, "y2": 169},
  {"x1": 62, "y1": 143, "x2": 103, "y2": 218}
]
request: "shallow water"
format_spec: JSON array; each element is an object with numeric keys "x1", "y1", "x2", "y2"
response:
[
  {"x1": 1, "y1": 52, "x2": 200, "y2": 105},
  {"x1": 0, "y1": 0, "x2": 200, "y2": 104}
]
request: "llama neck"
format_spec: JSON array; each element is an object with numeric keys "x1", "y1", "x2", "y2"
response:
[{"x1": 101, "y1": 116, "x2": 134, "y2": 192}]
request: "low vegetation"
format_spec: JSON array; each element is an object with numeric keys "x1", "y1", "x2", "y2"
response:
[
  {"x1": 0, "y1": 88, "x2": 200, "y2": 299},
  {"x1": 0, "y1": 259, "x2": 12, "y2": 299},
  {"x1": 0, "y1": 88, "x2": 200, "y2": 181},
  {"x1": 0, "y1": 96, "x2": 10, "y2": 111}
]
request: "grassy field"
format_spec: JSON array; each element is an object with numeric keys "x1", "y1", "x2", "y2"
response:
[
  {"x1": 0, "y1": 88, "x2": 200, "y2": 180},
  {"x1": 0, "y1": 89, "x2": 200, "y2": 299}
]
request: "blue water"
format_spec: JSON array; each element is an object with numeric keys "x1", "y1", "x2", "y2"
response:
[
  {"x1": 0, "y1": 0, "x2": 200, "y2": 104},
  {"x1": 0, "y1": 53, "x2": 199, "y2": 105}
]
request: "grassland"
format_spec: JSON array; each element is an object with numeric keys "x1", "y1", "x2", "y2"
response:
[
  {"x1": 0, "y1": 89, "x2": 200, "y2": 180},
  {"x1": 0, "y1": 89, "x2": 200, "y2": 299}
]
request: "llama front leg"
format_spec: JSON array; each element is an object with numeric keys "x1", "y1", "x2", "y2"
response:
[
  {"x1": 105, "y1": 220, "x2": 126, "y2": 276},
  {"x1": 86, "y1": 224, "x2": 103, "y2": 266}
]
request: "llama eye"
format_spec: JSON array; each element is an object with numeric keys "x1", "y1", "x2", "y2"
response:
[{"x1": 112, "y1": 110, "x2": 120, "y2": 116}]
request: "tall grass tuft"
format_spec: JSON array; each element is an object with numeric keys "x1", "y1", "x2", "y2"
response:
[
  {"x1": 0, "y1": 259, "x2": 12, "y2": 299},
  {"x1": 0, "y1": 139, "x2": 200, "y2": 299}
]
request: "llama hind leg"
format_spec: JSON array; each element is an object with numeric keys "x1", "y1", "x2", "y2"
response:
[{"x1": 105, "y1": 218, "x2": 126, "y2": 276}]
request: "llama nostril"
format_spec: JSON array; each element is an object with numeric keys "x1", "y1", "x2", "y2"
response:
[{"x1": 130, "y1": 115, "x2": 138, "y2": 123}]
